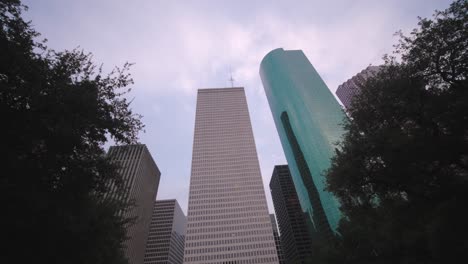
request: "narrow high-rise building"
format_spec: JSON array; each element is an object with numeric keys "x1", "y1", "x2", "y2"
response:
[
  {"x1": 270, "y1": 165, "x2": 312, "y2": 264},
  {"x1": 144, "y1": 199, "x2": 186, "y2": 264},
  {"x1": 108, "y1": 144, "x2": 161, "y2": 264},
  {"x1": 336, "y1": 65, "x2": 381, "y2": 109},
  {"x1": 260, "y1": 48, "x2": 347, "y2": 238},
  {"x1": 183, "y1": 88, "x2": 279, "y2": 264},
  {"x1": 270, "y1": 214, "x2": 286, "y2": 264}
]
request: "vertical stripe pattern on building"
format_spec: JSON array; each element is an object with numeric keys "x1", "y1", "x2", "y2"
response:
[
  {"x1": 183, "y1": 88, "x2": 279, "y2": 264},
  {"x1": 108, "y1": 144, "x2": 161, "y2": 264}
]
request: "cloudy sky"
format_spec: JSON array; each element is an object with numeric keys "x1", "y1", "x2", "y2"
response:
[{"x1": 23, "y1": 0, "x2": 452, "y2": 214}]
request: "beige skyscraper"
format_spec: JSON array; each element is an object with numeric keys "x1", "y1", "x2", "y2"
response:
[{"x1": 183, "y1": 88, "x2": 279, "y2": 264}]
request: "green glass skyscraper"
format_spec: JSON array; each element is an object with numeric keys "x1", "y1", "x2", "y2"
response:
[{"x1": 260, "y1": 48, "x2": 346, "y2": 238}]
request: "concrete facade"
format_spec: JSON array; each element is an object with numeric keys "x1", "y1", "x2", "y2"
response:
[
  {"x1": 108, "y1": 144, "x2": 161, "y2": 264},
  {"x1": 144, "y1": 199, "x2": 186, "y2": 264},
  {"x1": 183, "y1": 88, "x2": 279, "y2": 264}
]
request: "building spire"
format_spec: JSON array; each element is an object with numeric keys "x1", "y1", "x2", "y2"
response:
[{"x1": 229, "y1": 66, "x2": 235, "y2": 87}]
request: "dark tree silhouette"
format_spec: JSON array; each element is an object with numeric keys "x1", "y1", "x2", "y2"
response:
[
  {"x1": 325, "y1": 1, "x2": 468, "y2": 263},
  {"x1": 1, "y1": 1, "x2": 143, "y2": 263}
]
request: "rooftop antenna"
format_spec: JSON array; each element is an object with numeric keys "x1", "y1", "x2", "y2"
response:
[{"x1": 229, "y1": 66, "x2": 235, "y2": 88}]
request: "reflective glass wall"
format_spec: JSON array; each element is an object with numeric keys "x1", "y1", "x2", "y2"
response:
[{"x1": 260, "y1": 48, "x2": 346, "y2": 236}]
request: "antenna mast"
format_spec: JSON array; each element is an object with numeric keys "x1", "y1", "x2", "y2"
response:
[{"x1": 229, "y1": 66, "x2": 235, "y2": 88}]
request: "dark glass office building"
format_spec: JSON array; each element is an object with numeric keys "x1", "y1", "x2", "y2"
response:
[
  {"x1": 270, "y1": 165, "x2": 312, "y2": 263},
  {"x1": 270, "y1": 214, "x2": 286, "y2": 264},
  {"x1": 260, "y1": 48, "x2": 347, "y2": 237}
]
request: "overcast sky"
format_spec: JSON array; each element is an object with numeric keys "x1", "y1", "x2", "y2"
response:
[{"x1": 23, "y1": 0, "x2": 452, "y2": 214}]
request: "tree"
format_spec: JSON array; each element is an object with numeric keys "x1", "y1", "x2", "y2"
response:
[
  {"x1": 326, "y1": 0, "x2": 468, "y2": 263},
  {"x1": 1, "y1": 1, "x2": 143, "y2": 263}
]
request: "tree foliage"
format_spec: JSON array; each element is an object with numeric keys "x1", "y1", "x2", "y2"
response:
[
  {"x1": 325, "y1": 1, "x2": 468, "y2": 263},
  {"x1": 1, "y1": 1, "x2": 143, "y2": 263}
]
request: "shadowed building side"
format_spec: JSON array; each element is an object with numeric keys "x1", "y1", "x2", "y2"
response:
[
  {"x1": 270, "y1": 214, "x2": 286, "y2": 264},
  {"x1": 108, "y1": 144, "x2": 161, "y2": 264},
  {"x1": 270, "y1": 165, "x2": 312, "y2": 264},
  {"x1": 280, "y1": 113, "x2": 333, "y2": 238}
]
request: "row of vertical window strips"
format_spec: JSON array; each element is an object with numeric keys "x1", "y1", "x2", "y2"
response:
[
  {"x1": 104, "y1": 145, "x2": 143, "y2": 207},
  {"x1": 123, "y1": 146, "x2": 153, "y2": 264}
]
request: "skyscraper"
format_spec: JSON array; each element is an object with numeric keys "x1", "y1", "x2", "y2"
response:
[
  {"x1": 108, "y1": 144, "x2": 161, "y2": 264},
  {"x1": 183, "y1": 88, "x2": 279, "y2": 264},
  {"x1": 270, "y1": 165, "x2": 312, "y2": 264},
  {"x1": 336, "y1": 65, "x2": 381, "y2": 109},
  {"x1": 270, "y1": 214, "x2": 286, "y2": 264},
  {"x1": 259, "y1": 48, "x2": 347, "y2": 237},
  {"x1": 144, "y1": 199, "x2": 186, "y2": 264}
]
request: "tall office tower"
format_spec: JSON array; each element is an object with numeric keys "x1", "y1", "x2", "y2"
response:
[
  {"x1": 144, "y1": 199, "x2": 186, "y2": 264},
  {"x1": 336, "y1": 65, "x2": 381, "y2": 109},
  {"x1": 184, "y1": 88, "x2": 279, "y2": 264},
  {"x1": 260, "y1": 48, "x2": 347, "y2": 238},
  {"x1": 108, "y1": 144, "x2": 161, "y2": 264},
  {"x1": 270, "y1": 214, "x2": 286, "y2": 264},
  {"x1": 270, "y1": 165, "x2": 312, "y2": 264}
]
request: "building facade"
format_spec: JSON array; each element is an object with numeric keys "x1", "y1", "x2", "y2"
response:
[
  {"x1": 270, "y1": 165, "x2": 312, "y2": 264},
  {"x1": 270, "y1": 214, "x2": 286, "y2": 264},
  {"x1": 183, "y1": 88, "x2": 279, "y2": 264},
  {"x1": 260, "y1": 48, "x2": 347, "y2": 238},
  {"x1": 144, "y1": 199, "x2": 186, "y2": 264},
  {"x1": 108, "y1": 144, "x2": 161, "y2": 264},
  {"x1": 336, "y1": 65, "x2": 381, "y2": 109}
]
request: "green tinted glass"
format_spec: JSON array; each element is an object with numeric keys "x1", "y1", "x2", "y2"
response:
[{"x1": 260, "y1": 48, "x2": 347, "y2": 235}]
